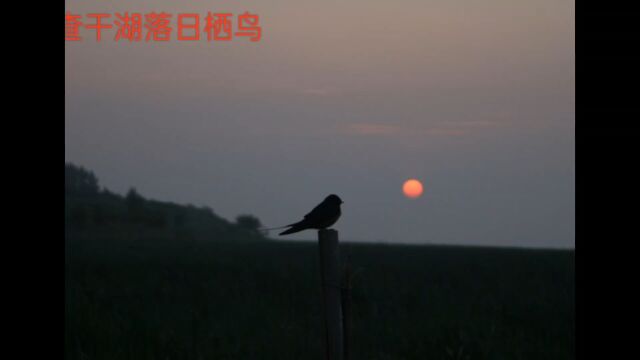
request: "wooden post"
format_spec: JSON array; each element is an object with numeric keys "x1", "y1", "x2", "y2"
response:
[
  {"x1": 318, "y1": 229, "x2": 343, "y2": 360},
  {"x1": 341, "y1": 256, "x2": 353, "y2": 360}
]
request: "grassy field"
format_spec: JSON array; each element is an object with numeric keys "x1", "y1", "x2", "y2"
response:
[{"x1": 65, "y1": 237, "x2": 574, "y2": 360}]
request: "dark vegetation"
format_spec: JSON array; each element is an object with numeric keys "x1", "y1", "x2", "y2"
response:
[
  {"x1": 65, "y1": 163, "x2": 575, "y2": 360},
  {"x1": 65, "y1": 163, "x2": 265, "y2": 246}
]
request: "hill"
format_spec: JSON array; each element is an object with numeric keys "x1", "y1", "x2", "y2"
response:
[{"x1": 65, "y1": 163, "x2": 266, "y2": 258}]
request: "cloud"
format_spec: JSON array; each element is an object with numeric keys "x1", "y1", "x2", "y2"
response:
[
  {"x1": 342, "y1": 120, "x2": 503, "y2": 138},
  {"x1": 345, "y1": 123, "x2": 403, "y2": 136}
]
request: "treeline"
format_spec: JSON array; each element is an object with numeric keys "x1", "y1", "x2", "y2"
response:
[{"x1": 65, "y1": 163, "x2": 266, "y2": 243}]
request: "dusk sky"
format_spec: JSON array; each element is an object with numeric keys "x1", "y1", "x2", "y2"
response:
[{"x1": 65, "y1": 0, "x2": 575, "y2": 248}]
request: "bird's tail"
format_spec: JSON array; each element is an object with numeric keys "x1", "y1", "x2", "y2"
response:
[
  {"x1": 278, "y1": 220, "x2": 308, "y2": 236},
  {"x1": 259, "y1": 225, "x2": 289, "y2": 232},
  {"x1": 279, "y1": 226, "x2": 303, "y2": 236},
  {"x1": 259, "y1": 221, "x2": 302, "y2": 233}
]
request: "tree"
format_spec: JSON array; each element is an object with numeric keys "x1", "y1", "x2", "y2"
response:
[
  {"x1": 125, "y1": 188, "x2": 145, "y2": 207},
  {"x1": 235, "y1": 215, "x2": 263, "y2": 235},
  {"x1": 65, "y1": 163, "x2": 99, "y2": 196},
  {"x1": 125, "y1": 187, "x2": 146, "y2": 223}
]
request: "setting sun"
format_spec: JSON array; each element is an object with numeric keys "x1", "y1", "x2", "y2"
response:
[{"x1": 403, "y1": 179, "x2": 424, "y2": 199}]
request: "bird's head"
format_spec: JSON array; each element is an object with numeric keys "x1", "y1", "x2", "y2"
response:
[{"x1": 326, "y1": 194, "x2": 344, "y2": 206}]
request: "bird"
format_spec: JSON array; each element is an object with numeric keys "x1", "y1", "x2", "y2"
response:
[{"x1": 277, "y1": 194, "x2": 343, "y2": 236}]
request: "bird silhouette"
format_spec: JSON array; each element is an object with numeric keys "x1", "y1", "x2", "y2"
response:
[{"x1": 278, "y1": 194, "x2": 343, "y2": 235}]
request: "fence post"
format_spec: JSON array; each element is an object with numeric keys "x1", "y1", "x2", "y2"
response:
[
  {"x1": 341, "y1": 255, "x2": 353, "y2": 360},
  {"x1": 318, "y1": 229, "x2": 343, "y2": 360}
]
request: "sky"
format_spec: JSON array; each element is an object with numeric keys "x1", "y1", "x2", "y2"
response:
[{"x1": 65, "y1": 0, "x2": 575, "y2": 248}]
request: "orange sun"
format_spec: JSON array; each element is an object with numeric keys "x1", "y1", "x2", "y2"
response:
[{"x1": 403, "y1": 179, "x2": 424, "y2": 199}]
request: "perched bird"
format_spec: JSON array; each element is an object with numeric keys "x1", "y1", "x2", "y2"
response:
[{"x1": 278, "y1": 194, "x2": 343, "y2": 236}]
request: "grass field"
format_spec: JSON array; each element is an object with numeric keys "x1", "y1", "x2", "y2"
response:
[{"x1": 65, "y1": 237, "x2": 574, "y2": 360}]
